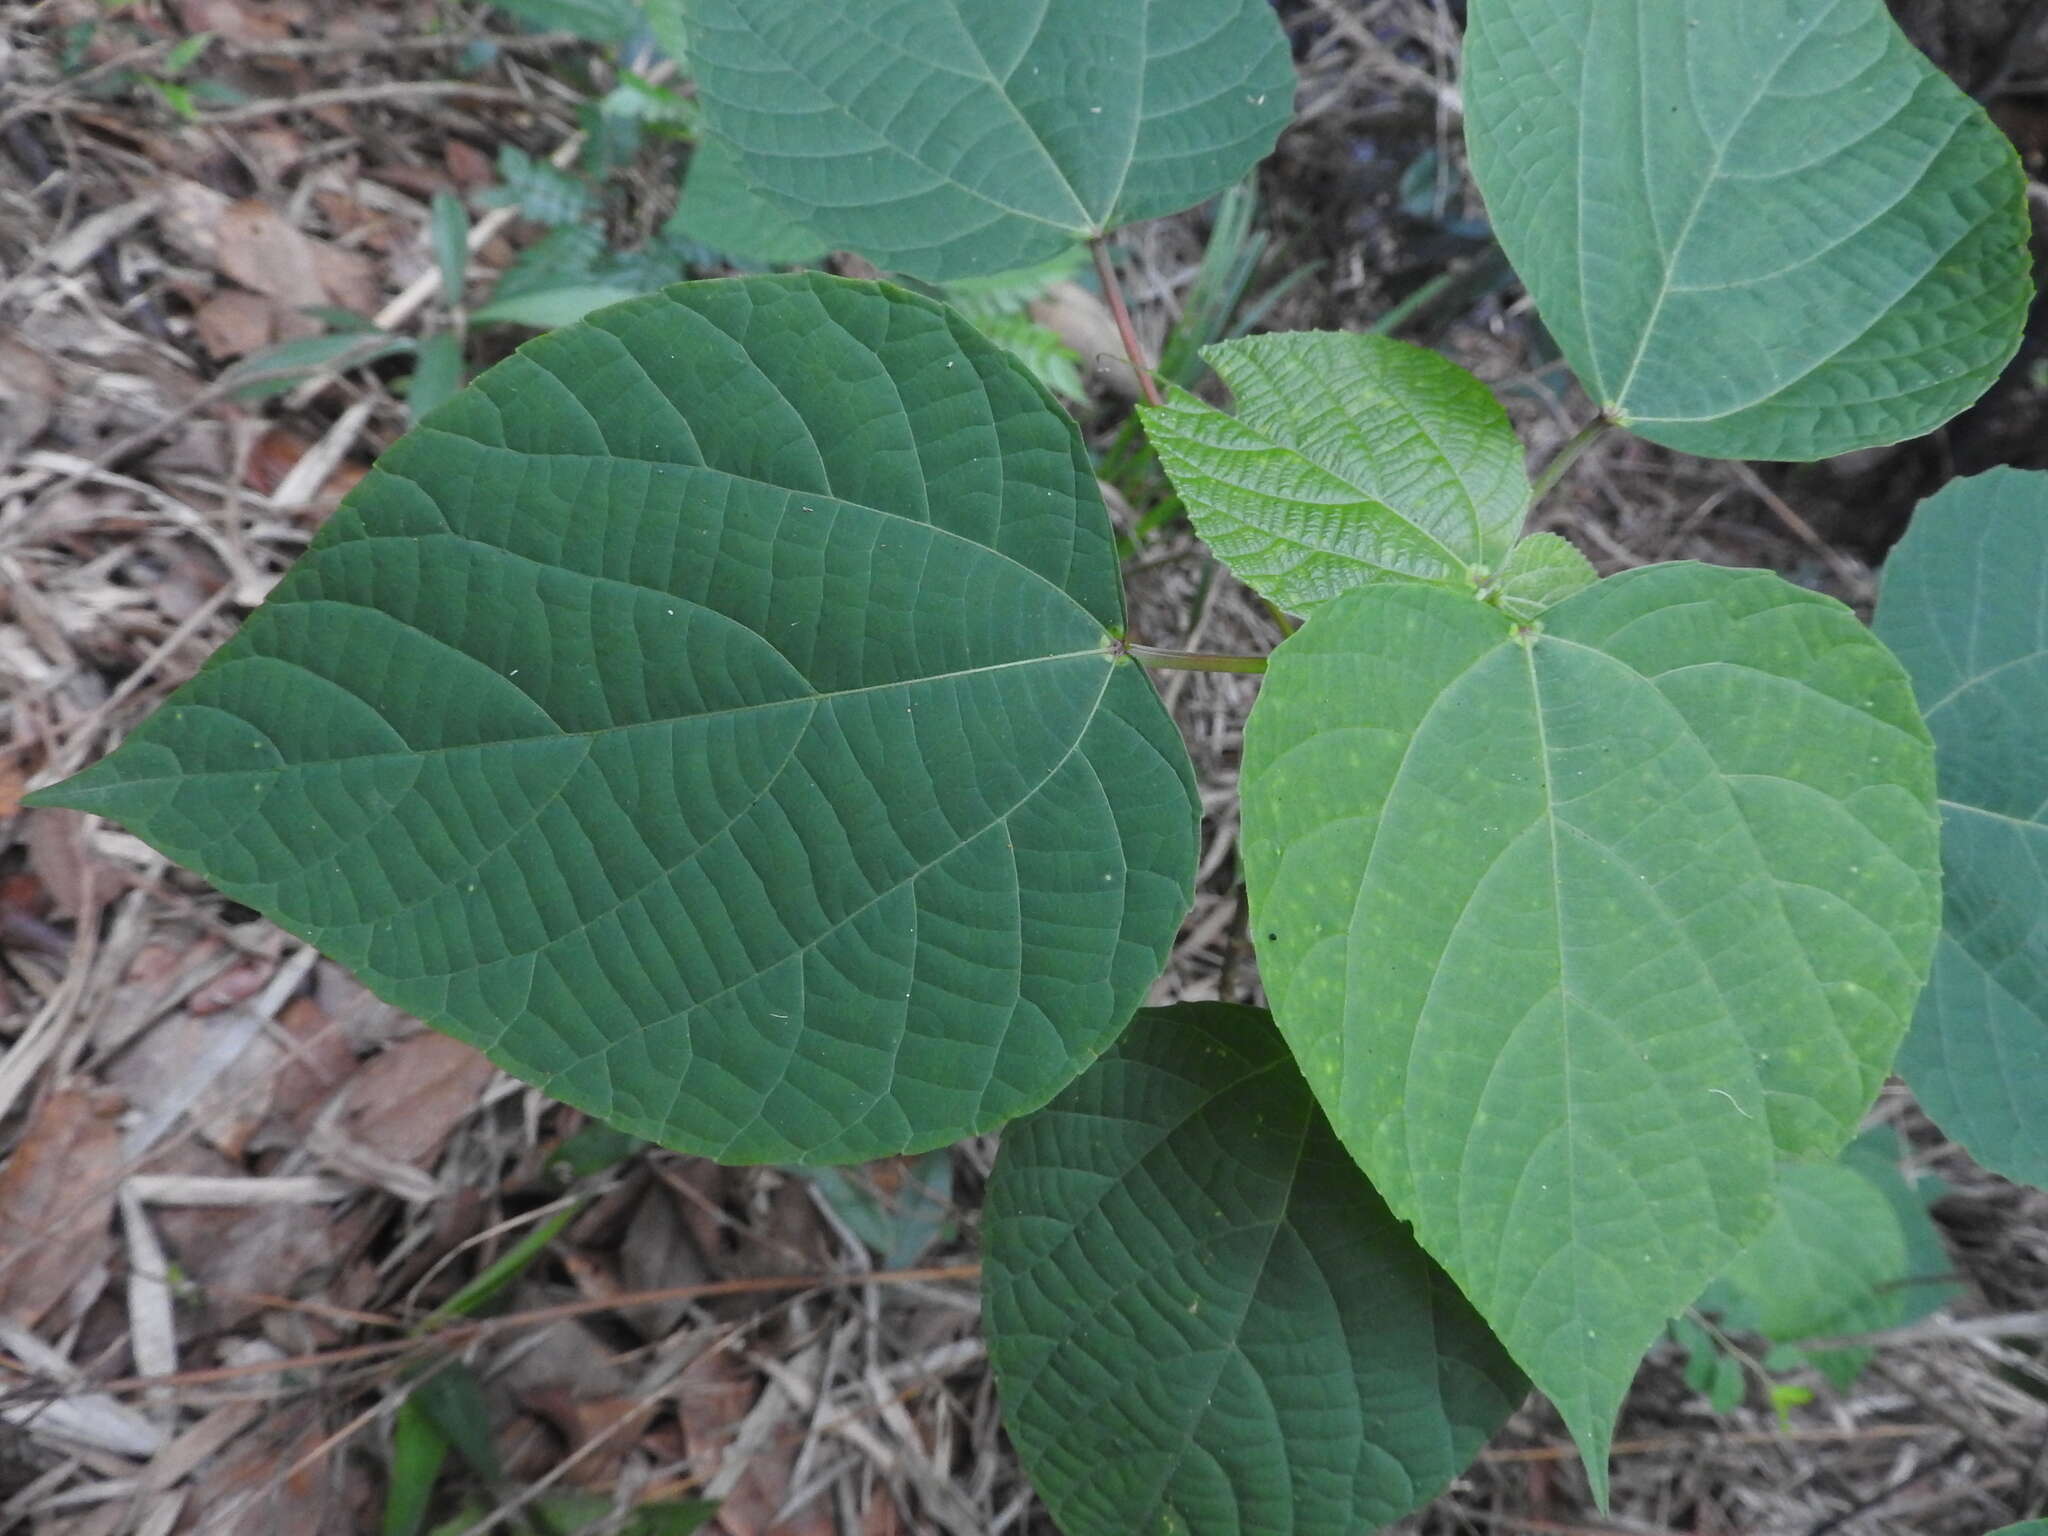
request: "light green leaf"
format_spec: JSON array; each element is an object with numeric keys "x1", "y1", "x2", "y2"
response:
[
  {"x1": 1697, "y1": 1130, "x2": 1954, "y2": 1392},
  {"x1": 29, "y1": 274, "x2": 1198, "y2": 1165},
  {"x1": 484, "y1": 0, "x2": 639, "y2": 44},
  {"x1": 1142, "y1": 333, "x2": 1530, "y2": 616},
  {"x1": 1241, "y1": 564, "x2": 1941, "y2": 1498},
  {"x1": 407, "y1": 333, "x2": 464, "y2": 422},
  {"x1": 430, "y1": 192, "x2": 470, "y2": 311},
  {"x1": 473, "y1": 283, "x2": 648, "y2": 329},
  {"x1": 940, "y1": 248, "x2": 1085, "y2": 323},
  {"x1": 482, "y1": 145, "x2": 592, "y2": 228},
  {"x1": 1487, "y1": 532, "x2": 1597, "y2": 621},
  {"x1": 1874, "y1": 468, "x2": 2048, "y2": 1188},
  {"x1": 645, "y1": 0, "x2": 688, "y2": 65},
  {"x1": 671, "y1": 135, "x2": 827, "y2": 268},
  {"x1": 1463, "y1": 0, "x2": 2031, "y2": 460},
  {"x1": 985, "y1": 1003, "x2": 1527, "y2": 1536},
  {"x1": 682, "y1": 0, "x2": 1296, "y2": 279},
  {"x1": 970, "y1": 313, "x2": 1083, "y2": 402}
]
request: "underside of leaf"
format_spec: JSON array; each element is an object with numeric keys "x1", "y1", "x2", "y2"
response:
[
  {"x1": 1241, "y1": 564, "x2": 1940, "y2": 1495},
  {"x1": 1464, "y1": 0, "x2": 2031, "y2": 460}
]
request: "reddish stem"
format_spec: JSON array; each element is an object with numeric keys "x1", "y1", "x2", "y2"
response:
[{"x1": 1090, "y1": 236, "x2": 1164, "y2": 408}]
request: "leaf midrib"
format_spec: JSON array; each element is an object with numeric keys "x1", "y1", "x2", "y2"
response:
[{"x1": 86, "y1": 646, "x2": 1114, "y2": 789}]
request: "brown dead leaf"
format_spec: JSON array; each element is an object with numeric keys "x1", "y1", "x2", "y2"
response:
[
  {"x1": 217, "y1": 197, "x2": 378, "y2": 312},
  {"x1": 22, "y1": 808, "x2": 91, "y2": 917},
  {"x1": 1031, "y1": 280, "x2": 1136, "y2": 398},
  {"x1": 520, "y1": 1386, "x2": 661, "y2": 1488},
  {"x1": 159, "y1": 181, "x2": 378, "y2": 315},
  {"x1": 194, "y1": 289, "x2": 277, "y2": 359},
  {"x1": 445, "y1": 139, "x2": 494, "y2": 191},
  {"x1": 252, "y1": 993, "x2": 357, "y2": 1145},
  {"x1": 0, "y1": 1085, "x2": 124, "y2": 1327},
  {"x1": 0, "y1": 756, "x2": 29, "y2": 819},
  {"x1": 0, "y1": 338, "x2": 58, "y2": 464},
  {"x1": 187, "y1": 955, "x2": 277, "y2": 1016},
  {"x1": 174, "y1": 1397, "x2": 360, "y2": 1536},
  {"x1": 335, "y1": 1033, "x2": 495, "y2": 1168},
  {"x1": 675, "y1": 1350, "x2": 834, "y2": 1536}
]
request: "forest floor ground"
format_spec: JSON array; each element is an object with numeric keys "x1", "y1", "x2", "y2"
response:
[{"x1": 3, "y1": 1, "x2": 2048, "y2": 1533}]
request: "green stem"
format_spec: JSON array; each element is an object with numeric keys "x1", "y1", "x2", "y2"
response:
[
  {"x1": 1123, "y1": 643, "x2": 1268, "y2": 675},
  {"x1": 1528, "y1": 416, "x2": 1612, "y2": 508}
]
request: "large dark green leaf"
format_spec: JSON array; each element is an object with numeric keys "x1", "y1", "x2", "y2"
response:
[
  {"x1": 1464, "y1": 0, "x2": 2031, "y2": 460},
  {"x1": 1241, "y1": 564, "x2": 1940, "y2": 1496},
  {"x1": 681, "y1": 0, "x2": 1296, "y2": 279},
  {"x1": 985, "y1": 1003, "x2": 1526, "y2": 1536},
  {"x1": 31, "y1": 274, "x2": 1198, "y2": 1165},
  {"x1": 1875, "y1": 468, "x2": 2048, "y2": 1188}
]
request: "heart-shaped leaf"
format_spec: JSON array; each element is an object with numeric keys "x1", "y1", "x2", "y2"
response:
[
  {"x1": 1241, "y1": 564, "x2": 1940, "y2": 1495},
  {"x1": 1142, "y1": 332, "x2": 1531, "y2": 616},
  {"x1": 31, "y1": 274, "x2": 1198, "y2": 1165},
  {"x1": 1464, "y1": 0, "x2": 2032, "y2": 460},
  {"x1": 985, "y1": 1003, "x2": 1526, "y2": 1536},
  {"x1": 682, "y1": 0, "x2": 1296, "y2": 279},
  {"x1": 1875, "y1": 468, "x2": 2048, "y2": 1188}
]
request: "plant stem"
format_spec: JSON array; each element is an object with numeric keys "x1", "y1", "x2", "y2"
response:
[
  {"x1": 1123, "y1": 643, "x2": 1268, "y2": 675},
  {"x1": 1528, "y1": 415, "x2": 1611, "y2": 508},
  {"x1": 1090, "y1": 235, "x2": 1164, "y2": 408}
]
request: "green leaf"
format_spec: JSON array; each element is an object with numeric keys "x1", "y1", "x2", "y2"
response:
[
  {"x1": 939, "y1": 248, "x2": 1086, "y2": 323},
  {"x1": 805, "y1": 1148, "x2": 953, "y2": 1269},
  {"x1": 407, "y1": 333, "x2": 464, "y2": 422},
  {"x1": 1985, "y1": 1525, "x2": 2048, "y2": 1535},
  {"x1": 1696, "y1": 1130, "x2": 1953, "y2": 1392},
  {"x1": 984, "y1": 1003, "x2": 1526, "y2": 1536},
  {"x1": 481, "y1": 145, "x2": 592, "y2": 228},
  {"x1": 223, "y1": 331, "x2": 414, "y2": 400},
  {"x1": 472, "y1": 283, "x2": 649, "y2": 329},
  {"x1": 671, "y1": 135, "x2": 827, "y2": 268},
  {"x1": 682, "y1": 0, "x2": 1296, "y2": 279},
  {"x1": 1874, "y1": 468, "x2": 2048, "y2": 1188},
  {"x1": 1240, "y1": 564, "x2": 1941, "y2": 1498},
  {"x1": 430, "y1": 193, "x2": 471, "y2": 311},
  {"x1": 1463, "y1": 0, "x2": 2032, "y2": 460},
  {"x1": 29, "y1": 274, "x2": 1198, "y2": 1165},
  {"x1": 970, "y1": 313, "x2": 1084, "y2": 402},
  {"x1": 1487, "y1": 532, "x2": 1597, "y2": 621},
  {"x1": 1142, "y1": 333, "x2": 1530, "y2": 616},
  {"x1": 383, "y1": 1397, "x2": 450, "y2": 1536},
  {"x1": 409, "y1": 1365, "x2": 501, "y2": 1485},
  {"x1": 645, "y1": 0, "x2": 687, "y2": 65},
  {"x1": 484, "y1": 0, "x2": 639, "y2": 44}
]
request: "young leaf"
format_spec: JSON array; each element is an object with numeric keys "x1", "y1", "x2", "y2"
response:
[
  {"x1": 483, "y1": 0, "x2": 639, "y2": 45},
  {"x1": 472, "y1": 283, "x2": 648, "y2": 329},
  {"x1": 1240, "y1": 564, "x2": 1941, "y2": 1498},
  {"x1": 1142, "y1": 333, "x2": 1530, "y2": 616},
  {"x1": 682, "y1": 0, "x2": 1296, "y2": 279},
  {"x1": 985, "y1": 1003, "x2": 1527, "y2": 1536},
  {"x1": 670, "y1": 135, "x2": 827, "y2": 268},
  {"x1": 1463, "y1": 0, "x2": 2031, "y2": 461},
  {"x1": 407, "y1": 333, "x2": 464, "y2": 422},
  {"x1": 1695, "y1": 1131, "x2": 1954, "y2": 1392},
  {"x1": 644, "y1": 0, "x2": 687, "y2": 66},
  {"x1": 1873, "y1": 468, "x2": 2048, "y2": 1188},
  {"x1": 29, "y1": 274, "x2": 1198, "y2": 1166},
  {"x1": 429, "y1": 192, "x2": 470, "y2": 312},
  {"x1": 1486, "y1": 532, "x2": 1597, "y2": 621}
]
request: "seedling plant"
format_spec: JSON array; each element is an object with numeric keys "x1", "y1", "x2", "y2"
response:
[{"x1": 30, "y1": 1, "x2": 2048, "y2": 1532}]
